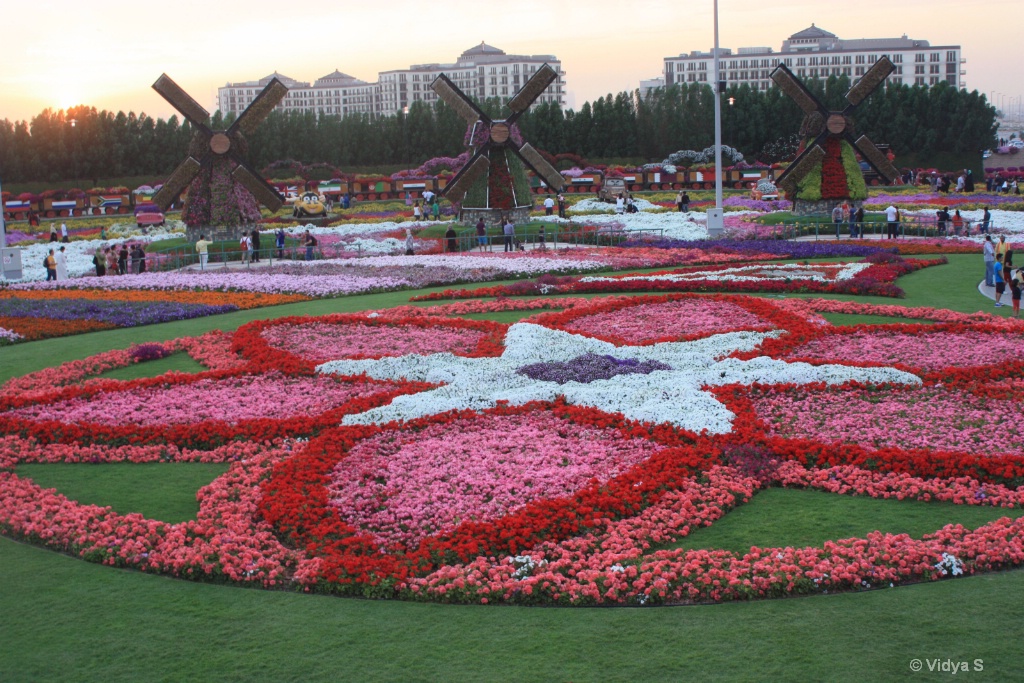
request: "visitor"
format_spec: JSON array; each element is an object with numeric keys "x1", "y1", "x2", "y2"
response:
[
  {"x1": 117, "y1": 244, "x2": 128, "y2": 275},
  {"x1": 251, "y1": 229, "x2": 261, "y2": 263},
  {"x1": 60, "y1": 222, "x2": 68, "y2": 243},
  {"x1": 49, "y1": 224, "x2": 58, "y2": 242},
  {"x1": 196, "y1": 234, "x2": 212, "y2": 271},
  {"x1": 275, "y1": 227, "x2": 286, "y2": 259},
  {"x1": 984, "y1": 236, "x2": 995, "y2": 287},
  {"x1": 995, "y1": 235, "x2": 1009, "y2": 266},
  {"x1": 832, "y1": 204, "x2": 844, "y2": 239},
  {"x1": 994, "y1": 254, "x2": 1006, "y2": 307},
  {"x1": 422, "y1": 189, "x2": 435, "y2": 205},
  {"x1": 965, "y1": 169, "x2": 975, "y2": 193},
  {"x1": 44, "y1": 249, "x2": 57, "y2": 281},
  {"x1": 1012, "y1": 268, "x2": 1023, "y2": 318},
  {"x1": 413, "y1": 201, "x2": 422, "y2": 221},
  {"x1": 93, "y1": 248, "x2": 106, "y2": 277},
  {"x1": 445, "y1": 225, "x2": 457, "y2": 253},
  {"x1": 105, "y1": 247, "x2": 117, "y2": 275},
  {"x1": 885, "y1": 204, "x2": 899, "y2": 239},
  {"x1": 681, "y1": 192, "x2": 690, "y2": 213},
  {"x1": 557, "y1": 194, "x2": 566, "y2": 219},
  {"x1": 615, "y1": 194, "x2": 625, "y2": 215},
  {"x1": 55, "y1": 245, "x2": 68, "y2": 280},
  {"x1": 847, "y1": 203, "x2": 857, "y2": 238},
  {"x1": 544, "y1": 195, "x2": 555, "y2": 216},
  {"x1": 239, "y1": 232, "x2": 252, "y2": 265},
  {"x1": 136, "y1": 244, "x2": 147, "y2": 274},
  {"x1": 503, "y1": 218, "x2": 515, "y2": 252},
  {"x1": 304, "y1": 231, "x2": 317, "y2": 261},
  {"x1": 981, "y1": 207, "x2": 991, "y2": 235},
  {"x1": 675, "y1": 190, "x2": 684, "y2": 212},
  {"x1": 99, "y1": 226, "x2": 106, "y2": 240},
  {"x1": 951, "y1": 210, "x2": 964, "y2": 236},
  {"x1": 130, "y1": 244, "x2": 144, "y2": 274},
  {"x1": 537, "y1": 225, "x2": 546, "y2": 251},
  {"x1": 475, "y1": 218, "x2": 488, "y2": 252},
  {"x1": 405, "y1": 229, "x2": 415, "y2": 256},
  {"x1": 432, "y1": 197, "x2": 441, "y2": 221}
]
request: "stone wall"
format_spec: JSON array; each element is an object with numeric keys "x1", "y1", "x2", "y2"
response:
[
  {"x1": 793, "y1": 199, "x2": 862, "y2": 217},
  {"x1": 185, "y1": 225, "x2": 256, "y2": 243},
  {"x1": 458, "y1": 207, "x2": 532, "y2": 227}
]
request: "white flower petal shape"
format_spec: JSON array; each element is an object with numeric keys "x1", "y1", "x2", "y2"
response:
[{"x1": 318, "y1": 322, "x2": 921, "y2": 433}]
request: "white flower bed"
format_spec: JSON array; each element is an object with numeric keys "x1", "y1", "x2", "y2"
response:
[
  {"x1": 580, "y1": 262, "x2": 873, "y2": 285},
  {"x1": 569, "y1": 198, "x2": 662, "y2": 214},
  {"x1": 537, "y1": 212, "x2": 709, "y2": 241},
  {"x1": 319, "y1": 323, "x2": 920, "y2": 434}
]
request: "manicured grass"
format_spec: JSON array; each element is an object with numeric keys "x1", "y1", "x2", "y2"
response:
[
  {"x1": 1, "y1": 252, "x2": 1020, "y2": 682},
  {"x1": 819, "y1": 312, "x2": 935, "y2": 326},
  {"x1": 13, "y1": 463, "x2": 229, "y2": 524},
  {"x1": 97, "y1": 352, "x2": 207, "y2": 381},
  {"x1": 655, "y1": 487, "x2": 1024, "y2": 555}
]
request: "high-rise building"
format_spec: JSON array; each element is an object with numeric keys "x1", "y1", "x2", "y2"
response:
[
  {"x1": 662, "y1": 24, "x2": 965, "y2": 93},
  {"x1": 217, "y1": 43, "x2": 565, "y2": 119}
]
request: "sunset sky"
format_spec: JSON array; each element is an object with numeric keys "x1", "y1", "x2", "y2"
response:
[{"x1": 2, "y1": 0, "x2": 1021, "y2": 124}]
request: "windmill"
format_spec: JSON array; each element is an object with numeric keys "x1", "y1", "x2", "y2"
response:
[
  {"x1": 430, "y1": 64, "x2": 565, "y2": 218},
  {"x1": 150, "y1": 74, "x2": 286, "y2": 224},
  {"x1": 770, "y1": 57, "x2": 899, "y2": 202}
]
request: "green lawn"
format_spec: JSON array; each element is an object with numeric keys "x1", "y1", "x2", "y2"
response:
[
  {"x1": 819, "y1": 312, "x2": 936, "y2": 326},
  {"x1": 1, "y1": 252, "x2": 1020, "y2": 682},
  {"x1": 97, "y1": 352, "x2": 207, "y2": 381}
]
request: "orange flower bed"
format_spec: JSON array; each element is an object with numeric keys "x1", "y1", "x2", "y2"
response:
[
  {"x1": 0, "y1": 289, "x2": 309, "y2": 309},
  {"x1": 0, "y1": 316, "x2": 116, "y2": 341}
]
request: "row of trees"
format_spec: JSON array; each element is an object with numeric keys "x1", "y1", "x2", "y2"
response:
[{"x1": 0, "y1": 77, "x2": 997, "y2": 185}]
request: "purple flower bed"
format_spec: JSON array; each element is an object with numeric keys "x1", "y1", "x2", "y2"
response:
[
  {"x1": 517, "y1": 353, "x2": 672, "y2": 384},
  {"x1": 619, "y1": 238, "x2": 891, "y2": 259},
  {"x1": 129, "y1": 343, "x2": 174, "y2": 361},
  {"x1": 0, "y1": 298, "x2": 239, "y2": 327}
]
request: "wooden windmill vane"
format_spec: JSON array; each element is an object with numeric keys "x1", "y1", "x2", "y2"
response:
[
  {"x1": 150, "y1": 74, "x2": 287, "y2": 213},
  {"x1": 430, "y1": 64, "x2": 566, "y2": 203},
  {"x1": 770, "y1": 56, "x2": 900, "y2": 196}
]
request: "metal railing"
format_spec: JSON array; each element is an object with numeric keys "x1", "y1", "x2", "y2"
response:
[
  {"x1": 450, "y1": 226, "x2": 665, "y2": 252},
  {"x1": 776, "y1": 217, "x2": 991, "y2": 240}
]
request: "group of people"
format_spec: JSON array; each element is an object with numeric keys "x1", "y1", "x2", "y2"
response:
[
  {"x1": 541, "y1": 194, "x2": 568, "y2": 218},
  {"x1": 984, "y1": 235, "x2": 1023, "y2": 316},
  {"x1": 674, "y1": 191, "x2": 691, "y2": 213},
  {"x1": 410, "y1": 190, "x2": 442, "y2": 221},
  {"x1": 830, "y1": 202, "x2": 867, "y2": 239},
  {"x1": 47, "y1": 223, "x2": 70, "y2": 243},
  {"x1": 86, "y1": 243, "x2": 146, "y2": 278},
  {"x1": 986, "y1": 174, "x2": 1020, "y2": 195}
]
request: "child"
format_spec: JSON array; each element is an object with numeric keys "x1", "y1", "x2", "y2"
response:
[
  {"x1": 994, "y1": 254, "x2": 1006, "y2": 307},
  {"x1": 1012, "y1": 268, "x2": 1023, "y2": 318}
]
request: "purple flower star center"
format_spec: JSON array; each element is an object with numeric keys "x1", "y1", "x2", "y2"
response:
[{"x1": 516, "y1": 353, "x2": 672, "y2": 385}]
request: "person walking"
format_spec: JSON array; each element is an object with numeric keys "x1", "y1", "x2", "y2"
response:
[
  {"x1": 275, "y1": 228, "x2": 286, "y2": 259},
  {"x1": 49, "y1": 224, "x2": 58, "y2": 242},
  {"x1": 847, "y1": 203, "x2": 857, "y2": 238},
  {"x1": 239, "y1": 232, "x2": 252, "y2": 265},
  {"x1": 117, "y1": 244, "x2": 128, "y2": 275},
  {"x1": 537, "y1": 225, "x2": 547, "y2": 251},
  {"x1": 475, "y1": 218, "x2": 488, "y2": 252},
  {"x1": 854, "y1": 207, "x2": 864, "y2": 238},
  {"x1": 405, "y1": 228, "x2": 415, "y2": 256},
  {"x1": 981, "y1": 207, "x2": 991, "y2": 235},
  {"x1": 445, "y1": 225, "x2": 457, "y2": 253},
  {"x1": 304, "y1": 231, "x2": 316, "y2": 261},
  {"x1": 195, "y1": 234, "x2": 212, "y2": 271},
  {"x1": 557, "y1": 194, "x2": 566, "y2": 219},
  {"x1": 60, "y1": 222, "x2": 69, "y2": 243},
  {"x1": 55, "y1": 245, "x2": 69, "y2": 280},
  {"x1": 413, "y1": 201, "x2": 422, "y2": 221},
  {"x1": 995, "y1": 235, "x2": 1010, "y2": 266},
  {"x1": 885, "y1": 204, "x2": 899, "y2": 239},
  {"x1": 994, "y1": 254, "x2": 1006, "y2": 307},
  {"x1": 503, "y1": 218, "x2": 515, "y2": 252},
  {"x1": 93, "y1": 248, "x2": 106, "y2": 277},
  {"x1": 681, "y1": 192, "x2": 690, "y2": 212},
  {"x1": 105, "y1": 247, "x2": 117, "y2": 275},
  {"x1": 675, "y1": 190, "x2": 684, "y2": 212},
  {"x1": 251, "y1": 229, "x2": 261, "y2": 263},
  {"x1": 431, "y1": 197, "x2": 441, "y2": 221},
  {"x1": 832, "y1": 204, "x2": 844, "y2": 239},
  {"x1": 984, "y1": 235, "x2": 996, "y2": 287},
  {"x1": 44, "y1": 249, "x2": 57, "y2": 281},
  {"x1": 952, "y1": 210, "x2": 964, "y2": 236}
]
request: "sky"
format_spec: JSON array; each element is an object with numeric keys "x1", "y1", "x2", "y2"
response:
[{"x1": 1, "y1": 0, "x2": 1021, "y2": 124}]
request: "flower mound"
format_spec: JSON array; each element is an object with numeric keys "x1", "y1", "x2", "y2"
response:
[
  {"x1": 561, "y1": 299, "x2": 772, "y2": 344},
  {"x1": 327, "y1": 412, "x2": 664, "y2": 548},
  {"x1": 517, "y1": 353, "x2": 672, "y2": 384},
  {"x1": 261, "y1": 320, "x2": 490, "y2": 362}
]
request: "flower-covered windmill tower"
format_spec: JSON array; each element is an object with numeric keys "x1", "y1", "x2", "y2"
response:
[
  {"x1": 430, "y1": 64, "x2": 565, "y2": 224},
  {"x1": 771, "y1": 57, "x2": 899, "y2": 214},
  {"x1": 150, "y1": 74, "x2": 287, "y2": 239}
]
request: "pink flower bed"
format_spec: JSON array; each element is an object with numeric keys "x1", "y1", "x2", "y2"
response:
[
  {"x1": 784, "y1": 331, "x2": 1024, "y2": 371},
  {"x1": 327, "y1": 412, "x2": 664, "y2": 548},
  {"x1": 562, "y1": 299, "x2": 773, "y2": 344},
  {"x1": 5, "y1": 373, "x2": 392, "y2": 426},
  {"x1": 260, "y1": 321, "x2": 490, "y2": 362},
  {"x1": 750, "y1": 385, "x2": 1024, "y2": 455}
]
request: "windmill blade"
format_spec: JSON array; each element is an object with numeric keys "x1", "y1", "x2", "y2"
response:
[
  {"x1": 229, "y1": 78, "x2": 289, "y2": 137},
  {"x1": 431, "y1": 74, "x2": 489, "y2": 126},
  {"x1": 846, "y1": 56, "x2": 894, "y2": 109},
  {"x1": 152, "y1": 157, "x2": 203, "y2": 210},
  {"x1": 153, "y1": 74, "x2": 212, "y2": 131},
  {"x1": 231, "y1": 162, "x2": 284, "y2": 212},
  {"x1": 441, "y1": 153, "x2": 490, "y2": 201},
  {"x1": 507, "y1": 64, "x2": 558, "y2": 118},
  {"x1": 850, "y1": 134, "x2": 900, "y2": 183},
  {"x1": 770, "y1": 64, "x2": 824, "y2": 116},
  {"x1": 776, "y1": 143, "x2": 827, "y2": 189},
  {"x1": 513, "y1": 143, "x2": 565, "y2": 191}
]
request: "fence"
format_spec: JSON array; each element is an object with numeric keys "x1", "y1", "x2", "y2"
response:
[
  {"x1": 451, "y1": 226, "x2": 665, "y2": 252},
  {"x1": 142, "y1": 242, "x2": 361, "y2": 272},
  {"x1": 776, "y1": 216, "x2": 989, "y2": 240}
]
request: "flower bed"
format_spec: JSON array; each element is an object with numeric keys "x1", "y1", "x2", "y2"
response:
[{"x1": 4, "y1": 293, "x2": 1024, "y2": 605}]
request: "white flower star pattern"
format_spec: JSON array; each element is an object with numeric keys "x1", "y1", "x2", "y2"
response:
[{"x1": 317, "y1": 323, "x2": 921, "y2": 434}]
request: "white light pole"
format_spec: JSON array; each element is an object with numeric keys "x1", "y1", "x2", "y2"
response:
[{"x1": 707, "y1": 0, "x2": 725, "y2": 237}]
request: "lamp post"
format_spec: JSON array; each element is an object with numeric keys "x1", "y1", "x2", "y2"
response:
[{"x1": 707, "y1": 0, "x2": 725, "y2": 237}]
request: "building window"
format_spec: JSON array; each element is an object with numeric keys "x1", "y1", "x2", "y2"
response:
[
  {"x1": 946, "y1": 51, "x2": 957, "y2": 62},
  {"x1": 930, "y1": 52, "x2": 940, "y2": 62}
]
